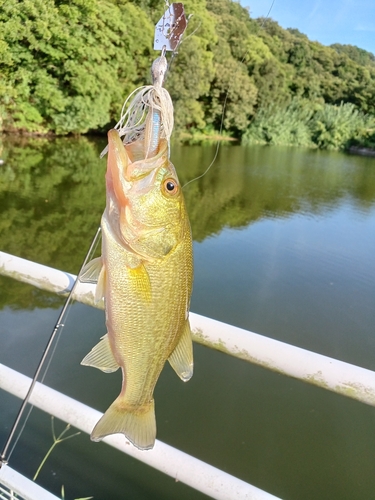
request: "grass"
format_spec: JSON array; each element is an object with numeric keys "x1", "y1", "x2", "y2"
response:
[{"x1": 33, "y1": 416, "x2": 93, "y2": 500}]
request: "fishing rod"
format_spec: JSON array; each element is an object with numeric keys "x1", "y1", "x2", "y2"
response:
[
  {"x1": 0, "y1": 2, "x2": 188, "y2": 469},
  {"x1": 0, "y1": 227, "x2": 102, "y2": 467}
]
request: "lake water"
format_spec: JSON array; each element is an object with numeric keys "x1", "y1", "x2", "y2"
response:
[{"x1": 0, "y1": 137, "x2": 375, "y2": 499}]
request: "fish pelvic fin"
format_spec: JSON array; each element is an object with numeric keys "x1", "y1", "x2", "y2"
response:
[
  {"x1": 91, "y1": 398, "x2": 156, "y2": 451},
  {"x1": 168, "y1": 319, "x2": 194, "y2": 382},
  {"x1": 81, "y1": 334, "x2": 119, "y2": 373}
]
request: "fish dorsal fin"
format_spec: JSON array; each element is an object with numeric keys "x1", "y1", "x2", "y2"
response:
[
  {"x1": 79, "y1": 257, "x2": 103, "y2": 284},
  {"x1": 81, "y1": 334, "x2": 119, "y2": 373},
  {"x1": 168, "y1": 320, "x2": 194, "y2": 382}
]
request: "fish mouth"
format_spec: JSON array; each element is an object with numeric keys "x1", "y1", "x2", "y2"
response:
[{"x1": 107, "y1": 129, "x2": 169, "y2": 184}]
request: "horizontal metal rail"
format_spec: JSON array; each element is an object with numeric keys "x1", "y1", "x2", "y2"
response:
[
  {"x1": 1, "y1": 251, "x2": 375, "y2": 407},
  {"x1": 0, "y1": 464, "x2": 59, "y2": 500},
  {"x1": 0, "y1": 364, "x2": 280, "y2": 500}
]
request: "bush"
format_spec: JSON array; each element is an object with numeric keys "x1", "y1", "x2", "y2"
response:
[{"x1": 243, "y1": 100, "x2": 375, "y2": 150}]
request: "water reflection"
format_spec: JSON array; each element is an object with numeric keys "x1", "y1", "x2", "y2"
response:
[
  {"x1": 179, "y1": 145, "x2": 375, "y2": 240},
  {"x1": 1, "y1": 136, "x2": 375, "y2": 309},
  {"x1": 0, "y1": 136, "x2": 106, "y2": 270},
  {"x1": 1, "y1": 137, "x2": 375, "y2": 500}
]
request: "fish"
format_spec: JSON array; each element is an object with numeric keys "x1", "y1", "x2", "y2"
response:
[{"x1": 80, "y1": 128, "x2": 193, "y2": 451}]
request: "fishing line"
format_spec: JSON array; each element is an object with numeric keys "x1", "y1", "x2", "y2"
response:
[
  {"x1": 181, "y1": 0, "x2": 277, "y2": 189},
  {"x1": 182, "y1": 93, "x2": 228, "y2": 190},
  {"x1": 263, "y1": 0, "x2": 277, "y2": 21},
  {"x1": 0, "y1": 227, "x2": 102, "y2": 467}
]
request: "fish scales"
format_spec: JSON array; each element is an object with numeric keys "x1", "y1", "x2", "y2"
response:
[{"x1": 103, "y1": 211, "x2": 192, "y2": 405}]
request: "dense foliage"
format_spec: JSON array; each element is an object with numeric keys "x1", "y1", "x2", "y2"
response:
[
  {"x1": 243, "y1": 100, "x2": 375, "y2": 149},
  {"x1": 330, "y1": 43, "x2": 375, "y2": 67},
  {"x1": 0, "y1": 0, "x2": 153, "y2": 134},
  {"x1": 1, "y1": 0, "x2": 375, "y2": 148}
]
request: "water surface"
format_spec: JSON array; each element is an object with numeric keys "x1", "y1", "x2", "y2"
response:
[{"x1": 0, "y1": 137, "x2": 375, "y2": 499}]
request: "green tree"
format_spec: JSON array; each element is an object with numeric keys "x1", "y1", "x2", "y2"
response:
[
  {"x1": 1, "y1": 0, "x2": 375, "y2": 147},
  {"x1": 330, "y1": 44, "x2": 375, "y2": 67},
  {"x1": 0, "y1": 0, "x2": 153, "y2": 134}
]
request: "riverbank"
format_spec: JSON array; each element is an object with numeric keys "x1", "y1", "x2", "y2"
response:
[{"x1": 1, "y1": 129, "x2": 374, "y2": 155}]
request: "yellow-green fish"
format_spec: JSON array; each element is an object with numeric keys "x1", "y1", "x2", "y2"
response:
[{"x1": 80, "y1": 129, "x2": 193, "y2": 450}]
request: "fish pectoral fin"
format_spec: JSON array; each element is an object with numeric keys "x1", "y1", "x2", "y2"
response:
[
  {"x1": 81, "y1": 334, "x2": 119, "y2": 373},
  {"x1": 79, "y1": 257, "x2": 103, "y2": 284},
  {"x1": 168, "y1": 320, "x2": 194, "y2": 382},
  {"x1": 91, "y1": 398, "x2": 156, "y2": 451}
]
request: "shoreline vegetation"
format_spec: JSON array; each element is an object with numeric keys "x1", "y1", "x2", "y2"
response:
[{"x1": 1, "y1": 0, "x2": 375, "y2": 152}]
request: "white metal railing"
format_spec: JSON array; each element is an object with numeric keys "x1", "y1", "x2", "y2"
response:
[
  {"x1": 0, "y1": 483, "x2": 18, "y2": 500},
  {"x1": 1, "y1": 251, "x2": 375, "y2": 408},
  {"x1": 2, "y1": 251, "x2": 375, "y2": 499},
  {"x1": 0, "y1": 250, "x2": 285, "y2": 500},
  {"x1": 0, "y1": 364, "x2": 280, "y2": 500},
  {"x1": 0, "y1": 465, "x2": 60, "y2": 500}
]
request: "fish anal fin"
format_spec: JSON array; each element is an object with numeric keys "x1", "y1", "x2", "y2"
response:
[
  {"x1": 128, "y1": 264, "x2": 151, "y2": 302},
  {"x1": 79, "y1": 257, "x2": 103, "y2": 284},
  {"x1": 168, "y1": 320, "x2": 194, "y2": 382},
  {"x1": 91, "y1": 398, "x2": 156, "y2": 451},
  {"x1": 81, "y1": 334, "x2": 119, "y2": 373}
]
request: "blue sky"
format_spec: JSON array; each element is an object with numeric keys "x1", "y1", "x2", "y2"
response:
[{"x1": 240, "y1": 0, "x2": 375, "y2": 55}]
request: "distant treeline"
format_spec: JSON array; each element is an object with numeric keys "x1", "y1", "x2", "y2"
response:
[{"x1": 1, "y1": 0, "x2": 375, "y2": 149}]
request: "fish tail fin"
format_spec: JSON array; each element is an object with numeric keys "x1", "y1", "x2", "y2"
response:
[{"x1": 91, "y1": 398, "x2": 156, "y2": 451}]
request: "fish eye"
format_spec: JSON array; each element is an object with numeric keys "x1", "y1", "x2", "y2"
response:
[{"x1": 163, "y1": 178, "x2": 179, "y2": 195}]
